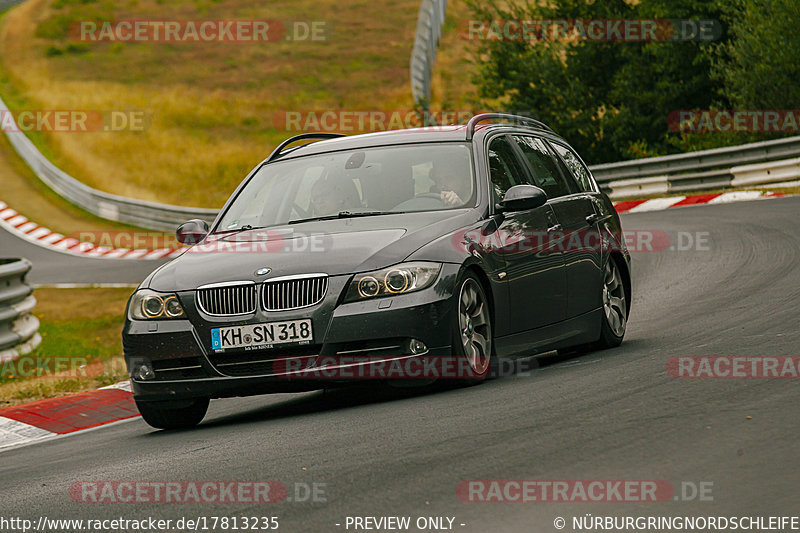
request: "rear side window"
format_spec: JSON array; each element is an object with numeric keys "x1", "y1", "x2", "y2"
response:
[
  {"x1": 512, "y1": 135, "x2": 576, "y2": 198},
  {"x1": 487, "y1": 136, "x2": 529, "y2": 201},
  {"x1": 550, "y1": 142, "x2": 595, "y2": 193}
]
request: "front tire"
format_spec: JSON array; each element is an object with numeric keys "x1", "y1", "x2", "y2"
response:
[
  {"x1": 135, "y1": 398, "x2": 209, "y2": 430},
  {"x1": 452, "y1": 272, "x2": 493, "y2": 382},
  {"x1": 596, "y1": 257, "x2": 627, "y2": 349}
]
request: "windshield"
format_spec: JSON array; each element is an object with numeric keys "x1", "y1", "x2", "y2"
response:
[{"x1": 216, "y1": 143, "x2": 475, "y2": 231}]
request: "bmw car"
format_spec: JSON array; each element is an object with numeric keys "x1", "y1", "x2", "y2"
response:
[{"x1": 123, "y1": 113, "x2": 631, "y2": 429}]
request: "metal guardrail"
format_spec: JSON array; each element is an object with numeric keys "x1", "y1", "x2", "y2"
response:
[
  {"x1": 589, "y1": 136, "x2": 800, "y2": 181},
  {"x1": 0, "y1": 0, "x2": 26, "y2": 13},
  {"x1": 589, "y1": 136, "x2": 800, "y2": 198},
  {"x1": 0, "y1": 258, "x2": 40, "y2": 363},
  {"x1": 0, "y1": 94, "x2": 218, "y2": 231},
  {"x1": 410, "y1": 0, "x2": 447, "y2": 104}
]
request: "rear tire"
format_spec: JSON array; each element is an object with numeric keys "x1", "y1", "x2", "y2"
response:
[
  {"x1": 135, "y1": 398, "x2": 209, "y2": 430},
  {"x1": 452, "y1": 272, "x2": 493, "y2": 383}
]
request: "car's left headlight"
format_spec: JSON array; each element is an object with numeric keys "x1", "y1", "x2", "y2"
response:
[
  {"x1": 343, "y1": 262, "x2": 442, "y2": 303},
  {"x1": 129, "y1": 289, "x2": 186, "y2": 320}
]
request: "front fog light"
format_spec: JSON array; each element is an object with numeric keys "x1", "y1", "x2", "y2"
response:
[
  {"x1": 132, "y1": 360, "x2": 155, "y2": 381},
  {"x1": 408, "y1": 339, "x2": 428, "y2": 355}
]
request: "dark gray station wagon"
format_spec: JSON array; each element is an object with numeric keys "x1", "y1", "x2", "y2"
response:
[{"x1": 123, "y1": 114, "x2": 631, "y2": 429}]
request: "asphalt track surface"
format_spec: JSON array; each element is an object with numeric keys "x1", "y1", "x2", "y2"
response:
[
  {"x1": 2, "y1": 196, "x2": 799, "y2": 531},
  {"x1": 0, "y1": 226, "x2": 168, "y2": 284}
]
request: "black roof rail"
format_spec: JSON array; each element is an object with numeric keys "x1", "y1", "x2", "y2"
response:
[
  {"x1": 466, "y1": 113, "x2": 555, "y2": 140},
  {"x1": 267, "y1": 132, "x2": 347, "y2": 162}
]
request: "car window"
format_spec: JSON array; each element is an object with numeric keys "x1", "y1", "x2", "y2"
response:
[
  {"x1": 216, "y1": 143, "x2": 475, "y2": 231},
  {"x1": 549, "y1": 141, "x2": 595, "y2": 192},
  {"x1": 487, "y1": 136, "x2": 529, "y2": 203},
  {"x1": 513, "y1": 135, "x2": 576, "y2": 198}
]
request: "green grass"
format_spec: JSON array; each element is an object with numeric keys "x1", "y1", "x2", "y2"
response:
[{"x1": 0, "y1": 288, "x2": 131, "y2": 407}]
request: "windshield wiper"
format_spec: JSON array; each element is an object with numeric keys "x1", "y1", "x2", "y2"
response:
[
  {"x1": 213, "y1": 224, "x2": 267, "y2": 236},
  {"x1": 287, "y1": 211, "x2": 399, "y2": 225}
]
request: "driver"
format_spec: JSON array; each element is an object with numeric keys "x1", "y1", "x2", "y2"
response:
[
  {"x1": 310, "y1": 173, "x2": 360, "y2": 216},
  {"x1": 429, "y1": 162, "x2": 471, "y2": 207}
]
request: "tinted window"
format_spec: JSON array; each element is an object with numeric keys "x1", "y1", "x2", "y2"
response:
[
  {"x1": 513, "y1": 135, "x2": 576, "y2": 198},
  {"x1": 487, "y1": 136, "x2": 529, "y2": 202},
  {"x1": 550, "y1": 142, "x2": 595, "y2": 192}
]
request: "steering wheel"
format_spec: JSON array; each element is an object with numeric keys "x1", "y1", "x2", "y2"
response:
[
  {"x1": 415, "y1": 192, "x2": 446, "y2": 201},
  {"x1": 393, "y1": 192, "x2": 446, "y2": 211}
]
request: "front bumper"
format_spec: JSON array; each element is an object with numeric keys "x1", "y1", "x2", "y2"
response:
[{"x1": 123, "y1": 266, "x2": 460, "y2": 401}]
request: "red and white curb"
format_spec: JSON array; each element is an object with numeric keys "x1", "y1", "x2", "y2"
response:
[
  {"x1": 0, "y1": 381, "x2": 138, "y2": 452},
  {"x1": 0, "y1": 200, "x2": 184, "y2": 260},
  {"x1": 613, "y1": 190, "x2": 785, "y2": 214}
]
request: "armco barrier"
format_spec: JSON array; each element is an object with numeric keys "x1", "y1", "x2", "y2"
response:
[
  {"x1": 730, "y1": 157, "x2": 800, "y2": 187},
  {"x1": 0, "y1": 258, "x2": 41, "y2": 363},
  {"x1": 410, "y1": 0, "x2": 447, "y2": 104},
  {"x1": 591, "y1": 136, "x2": 800, "y2": 184}
]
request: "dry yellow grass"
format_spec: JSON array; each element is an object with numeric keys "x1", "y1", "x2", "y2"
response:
[
  {"x1": 0, "y1": 0, "x2": 423, "y2": 207},
  {"x1": 0, "y1": 131, "x2": 156, "y2": 237}
]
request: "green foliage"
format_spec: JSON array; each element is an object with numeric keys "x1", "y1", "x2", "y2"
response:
[
  {"x1": 467, "y1": 0, "x2": 759, "y2": 163},
  {"x1": 712, "y1": 0, "x2": 800, "y2": 109}
]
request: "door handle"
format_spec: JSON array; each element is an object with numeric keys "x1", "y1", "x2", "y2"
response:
[
  {"x1": 585, "y1": 213, "x2": 601, "y2": 225},
  {"x1": 547, "y1": 223, "x2": 562, "y2": 232}
]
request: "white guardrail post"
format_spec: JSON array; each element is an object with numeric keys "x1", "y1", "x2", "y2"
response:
[
  {"x1": 0, "y1": 258, "x2": 41, "y2": 363},
  {"x1": 410, "y1": 0, "x2": 447, "y2": 105}
]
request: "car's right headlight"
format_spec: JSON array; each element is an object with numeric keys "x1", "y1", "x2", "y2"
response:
[{"x1": 129, "y1": 289, "x2": 185, "y2": 320}]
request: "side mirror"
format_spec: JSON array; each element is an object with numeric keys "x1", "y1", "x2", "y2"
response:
[
  {"x1": 499, "y1": 184, "x2": 548, "y2": 212},
  {"x1": 176, "y1": 219, "x2": 209, "y2": 244}
]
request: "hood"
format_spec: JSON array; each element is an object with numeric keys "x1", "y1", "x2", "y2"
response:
[{"x1": 146, "y1": 210, "x2": 478, "y2": 292}]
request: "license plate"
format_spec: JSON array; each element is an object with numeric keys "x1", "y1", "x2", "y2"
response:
[{"x1": 211, "y1": 319, "x2": 313, "y2": 351}]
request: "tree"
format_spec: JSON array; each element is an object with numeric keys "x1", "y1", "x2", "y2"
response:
[
  {"x1": 467, "y1": 0, "x2": 729, "y2": 163},
  {"x1": 713, "y1": 0, "x2": 800, "y2": 110}
]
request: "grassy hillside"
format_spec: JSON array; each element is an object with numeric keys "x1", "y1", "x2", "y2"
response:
[{"x1": 1, "y1": 0, "x2": 456, "y2": 207}]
